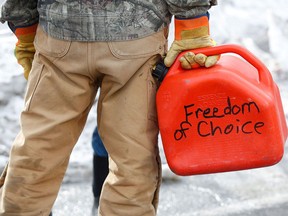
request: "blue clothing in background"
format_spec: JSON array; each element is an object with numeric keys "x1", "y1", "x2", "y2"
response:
[{"x1": 92, "y1": 127, "x2": 108, "y2": 157}]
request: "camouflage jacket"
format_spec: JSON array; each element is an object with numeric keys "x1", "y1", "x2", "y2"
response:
[{"x1": 0, "y1": 0, "x2": 217, "y2": 41}]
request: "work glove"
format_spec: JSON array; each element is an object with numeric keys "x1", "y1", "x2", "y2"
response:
[
  {"x1": 8, "y1": 23, "x2": 38, "y2": 80},
  {"x1": 164, "y1": 13, "x2": 219, "y2": 69}
]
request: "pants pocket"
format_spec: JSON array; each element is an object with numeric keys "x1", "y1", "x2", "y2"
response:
[
  {"x1": 108, "y1": 30, "x2": 166, "y2": 60},
  {"x1": 34, "y1": 26, "x2": 71, "y2": 58}
]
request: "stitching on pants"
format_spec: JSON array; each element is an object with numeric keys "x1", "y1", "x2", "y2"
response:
[
  {"x1": 26, "y1": 64, "x2": 44, "y2": 111},
  {"x1": 0, "y1": 163, "x2": 8, "y2": 188}
]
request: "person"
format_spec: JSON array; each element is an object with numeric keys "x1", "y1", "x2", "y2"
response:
[
  {"x1": 0, "y1": 0, "x2": 218, "y2": 215},
  {"x1": 91, "y1": 127, "x2": 109, "y2": 205}
]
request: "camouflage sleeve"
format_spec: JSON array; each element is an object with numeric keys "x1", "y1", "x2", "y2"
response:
[
  {"x1": 0, "y1": 0, "x2": 38, "y2": 26},
  {"x1": 165, "y1": 0, "x2": 217, "y2": 18}
]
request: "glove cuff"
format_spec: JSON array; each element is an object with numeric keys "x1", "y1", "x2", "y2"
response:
[
  {"x1": 8, "y1": 22, "x2": 38, "y2": 42},
  {"x1": 175, "y1": 13, "x2": 209, "y2": 40}
]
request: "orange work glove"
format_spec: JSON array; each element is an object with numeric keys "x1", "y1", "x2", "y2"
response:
[
  {"x1": 8, "y1": 23, "x2": 38, "y2": 80},
  {"x1": 164, "y1": 13, "x2": 219, "y2": 69}
]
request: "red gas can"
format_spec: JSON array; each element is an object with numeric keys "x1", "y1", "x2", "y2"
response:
[{"x1": 156, "y1": 44, "x2": 287, "y2": 176}]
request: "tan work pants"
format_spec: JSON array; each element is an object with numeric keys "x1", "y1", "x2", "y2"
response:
[{"x1": 0, "y1": 26, "x2": 167, "y2": 216}]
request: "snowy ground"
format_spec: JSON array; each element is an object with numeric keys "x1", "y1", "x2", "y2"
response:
[{"x1": 1, "y1": 0, "x2": 288, "y2": 215}]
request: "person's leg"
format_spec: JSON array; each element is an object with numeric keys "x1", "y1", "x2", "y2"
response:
[
  {"x1": 0, "y1": 26, "x2": 97, "y2": 215},
  {"x1": 96, "y1": 30, "x2": 167, "y2": 216},
  {"x1": 92, "y1": 127, "x2": 108, "y2": 158},
  {"x1": 91, "y1": 127, "x2": 109, "y2": 204}
]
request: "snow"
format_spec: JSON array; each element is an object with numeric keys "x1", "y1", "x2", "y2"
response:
[{"x1": 0, "y1": 0, "x2": 288, "y2": 215}]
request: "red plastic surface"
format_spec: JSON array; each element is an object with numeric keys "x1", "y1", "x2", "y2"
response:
[{"x1": 157, "y1": 44, "x2": 288, "y2": 175}]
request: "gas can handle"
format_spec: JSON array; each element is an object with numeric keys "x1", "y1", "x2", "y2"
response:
[{"x1": 170, "y1": 44, "x2": 273, "y2": 88}]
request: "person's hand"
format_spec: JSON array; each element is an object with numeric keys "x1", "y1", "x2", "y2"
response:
[
  {"x1": 8, "y1": 23, "x2": 38, "y2": 80},
  {"x1": 164, "y1": 13, "x2": 219, "y2": 69}
]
